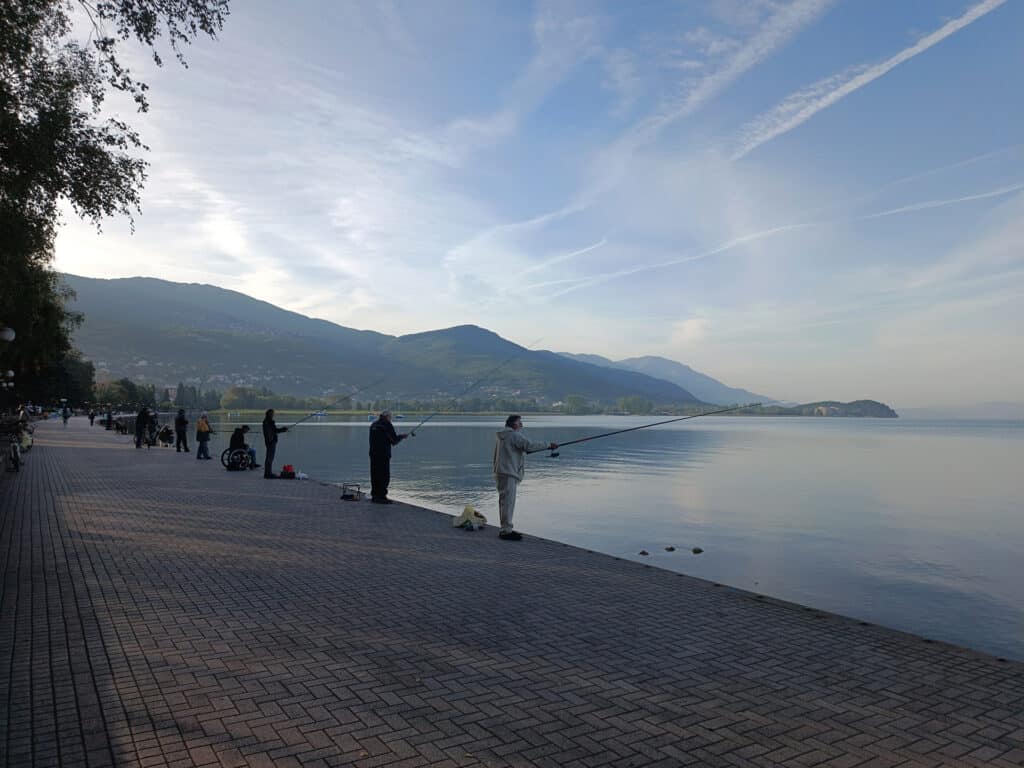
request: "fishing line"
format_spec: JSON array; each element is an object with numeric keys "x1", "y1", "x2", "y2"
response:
[
  {"x1": 286, "y1": 377, "x2": 387, "y2": 429},
  {"x1": 409, "y1": 336, "x2": 545, "y2": 436},
  {"x1": 529, "y1": 403, "x2": 760, "y2": 457}
]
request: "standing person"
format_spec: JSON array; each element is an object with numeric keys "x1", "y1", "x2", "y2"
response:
[
  {"x1": 134, "y1": 406, "x2": 149, "y2": 448},
  {"x1": 492, "y1": 415, "x2": 557, "y2": 541},
  {"x1": 368, "y1": 410, "x2": 411, "y2": 503},
  {"x1": 174, "y1": 408, "x2": 190, "y2": 453},
  {"x1": 146, "y1": 408, "x2": 159, "y2": 447},
  {"x1": 261, "y1": 408, "x2": 288, "y2": 479},
  {"x1": 195, "y1": 413, "x2": 213, "y2": 460},
  {"x1": 88, "y1": 409, "x2": 96, "y2": 426},
  {"x1": 61, "y1": 405, "x2": 70, "y2": 426}
]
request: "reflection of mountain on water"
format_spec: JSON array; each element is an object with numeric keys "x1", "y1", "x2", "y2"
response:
[{"x1": 245, "y1": 418, "x2": 725, "y2": 510}]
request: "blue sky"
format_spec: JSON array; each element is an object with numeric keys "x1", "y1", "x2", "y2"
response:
[{"x1": 54, "y1": 0, "x2": 1023, "y2": 406}]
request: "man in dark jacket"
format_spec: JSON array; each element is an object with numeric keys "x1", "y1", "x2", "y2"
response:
[
  {"x1": 229, "y1": 425, "x2": 259, "y2": 469},
  {"x1": 261, "y1": 408, "x2": 288, "y2": 479},
  {"x1": 174, "y1": 408, "x2": 190, "y2": 453},
  {"x1": 368, "y1": 410, "x2": 411, "y2": 503},
  {"x1": 134, "y1": 406, "x2": 149, "y2": 448}
]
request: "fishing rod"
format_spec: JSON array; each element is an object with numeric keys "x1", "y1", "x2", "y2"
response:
[
  {"x1": 409, "y1": 337, "x2": 545, "y2": 436},
  {"x1": 530, "y1": 403, "x2": 761, "y2": 457},
  {"x1": 286, "y1": 377, "x2": 386, "y2": 429}
]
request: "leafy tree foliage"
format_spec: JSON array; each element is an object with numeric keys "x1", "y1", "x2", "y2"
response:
[
  {"x1": 94, "y1": 376, "x2": 156, "y2": 408},
  {"x1": 0, "y1": 0, "x2": 229, "y2": 401},
  {"x1": 562, "y1": 394, "x2": 591, "y2": 415},
  {"x1": 617, "y1": 396, "x2": 653, "y2": 415},
  {"x1": 24, "y1": 349, "x2": 96, "y2": 406}
]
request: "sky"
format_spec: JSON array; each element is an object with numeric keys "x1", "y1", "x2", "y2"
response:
[{"x1": 54, "y1": 0, "x2": 1024, "y2": 407}]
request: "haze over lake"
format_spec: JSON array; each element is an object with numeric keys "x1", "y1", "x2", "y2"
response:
[{"x1": 212, "y1": 414, "x2": 1024, "y2": 661}]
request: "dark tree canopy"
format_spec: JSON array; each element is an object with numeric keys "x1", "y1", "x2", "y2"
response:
[{"x1": 0, "y1": 0, "x2": 229, "y2": 404}]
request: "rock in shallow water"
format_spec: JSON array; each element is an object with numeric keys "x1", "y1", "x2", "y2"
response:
[{"x1": 691, "y1": 547, "x2": 703, "y2": 554}]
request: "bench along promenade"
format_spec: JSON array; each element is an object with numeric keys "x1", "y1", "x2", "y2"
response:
[{"x1": 2, "y1": 419, "x2": 1022, "y2": 767}]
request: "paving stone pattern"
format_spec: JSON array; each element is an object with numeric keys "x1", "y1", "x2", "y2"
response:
[{"x1": 2, "y1": 419, "x2": 1023, "y2": 767}]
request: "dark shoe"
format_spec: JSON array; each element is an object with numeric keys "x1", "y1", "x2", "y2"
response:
[
  {"x1": 498, "y1": 531, "x2": 523, "y2": 541},
  {"x1": 250, "y1": 463, "x2": 261, "y2": 469},
  {"x1": 264, "y1": 473, "x2": 278, "y2": 479},
  {"x1": 370, "y1": 497, "x2": 394, "y2": 504}
]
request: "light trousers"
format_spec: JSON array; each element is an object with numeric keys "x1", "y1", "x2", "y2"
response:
[{"x1": 495, "y1": 474, "x2": 519, "y2": 532}]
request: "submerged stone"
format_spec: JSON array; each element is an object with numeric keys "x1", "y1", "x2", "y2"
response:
[{"x1": 692, "y1": 547, "x2": 703, "y2": 554}]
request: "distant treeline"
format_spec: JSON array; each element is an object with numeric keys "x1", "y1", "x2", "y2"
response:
[
  {"x1": 87, "y1": 379, "x2": 713, "y2": 416},
  {"x1": 94, "y1": 378, "x2": 223, "y2": 411},
  {"x1": 82, "y1": 379, "x2": 894, "y2": 419}
]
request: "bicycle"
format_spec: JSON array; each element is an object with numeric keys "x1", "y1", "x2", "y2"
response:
[{"x1": 4, "y1": 431, "x2": 21, "y2": 472}]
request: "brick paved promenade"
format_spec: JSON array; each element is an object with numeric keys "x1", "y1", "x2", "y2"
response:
[{"x1": 2, "y1": 419, "x2": 1022, "y2": 767}]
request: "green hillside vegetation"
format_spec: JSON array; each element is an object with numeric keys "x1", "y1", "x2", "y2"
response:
[
  {"x1": 739, "y1": 401, "x2": 898, "y2": 417},
  {"x1": 64, "y1": 275, "x2": 703, "y2": 408}
]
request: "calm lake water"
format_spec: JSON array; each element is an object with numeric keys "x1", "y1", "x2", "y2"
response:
[{"x1": 211, "y1": 414, "x2": 1024, "y2": 660}]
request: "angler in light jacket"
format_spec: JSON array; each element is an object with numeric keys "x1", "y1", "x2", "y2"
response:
[{"x1": 493, "y1": 414, "x2": 557, "y2": 541}]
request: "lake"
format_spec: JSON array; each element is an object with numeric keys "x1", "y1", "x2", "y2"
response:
[{"x1": 210, "y1": 414, "x2": 1024, "y2": 661}]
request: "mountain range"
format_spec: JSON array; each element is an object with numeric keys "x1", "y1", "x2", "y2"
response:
[
  {"x1": 558, "y1": 353, "x2": 770, "y2": 406},
  {"x1": 63, "y1": 274, "x2": 729, "y2": 406}
]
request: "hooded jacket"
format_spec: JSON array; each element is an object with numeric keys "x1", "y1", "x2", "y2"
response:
[
  {"x1": 493, "y1": 428, "x2": 549, "y2": 481},
  {"x1": 369, "y1": 417, "x2": 405, "y2": 459}
]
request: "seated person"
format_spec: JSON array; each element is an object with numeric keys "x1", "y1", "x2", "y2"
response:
[
  {"x1": 18, "y1": 425, "x2": 32, "y2": 452},
  {"x1": 229, "y1": 425, "x2": 260, "y2": 469}
]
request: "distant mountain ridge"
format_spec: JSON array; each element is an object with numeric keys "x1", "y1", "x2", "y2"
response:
[
  {"x1": 63, "y1": 274, "x2": 702, "y2": 406},
  {"x1": 559, "y1": 352, "x2": 770, "y2": 405}
]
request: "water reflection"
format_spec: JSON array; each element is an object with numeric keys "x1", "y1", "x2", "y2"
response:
[{"x1": 210, "y1": 415, "x2": 1024, "y2": 660}]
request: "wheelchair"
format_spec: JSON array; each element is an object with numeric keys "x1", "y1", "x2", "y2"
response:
[{"x1": 221, "y1": 447, "x2": 253, "y2": 471}]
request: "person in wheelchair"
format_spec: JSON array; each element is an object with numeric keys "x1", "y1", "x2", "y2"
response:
[{"x1": 229, "y1": 425, "x2": 260, "y2": 469}]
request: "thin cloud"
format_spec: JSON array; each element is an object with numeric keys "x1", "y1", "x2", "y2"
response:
[
  {"x1": 732, "y1": 0, "x2": 1008, "y2": 160},
  {"x1": 541, "y1": 182, "x2": 1024, "y2": 299},
  {"x1": 797, "y1": 143, "x2": 1024, "y2": 221},
  {"x1": 448, "y1": 0, "x2": 832, "y2": 249},
  {"x1": 854, "y1": 183, "x2": 1024, "y2": 221},
  {"x1": 515, "y1": 238, "x2": 608, "y2": 280}
]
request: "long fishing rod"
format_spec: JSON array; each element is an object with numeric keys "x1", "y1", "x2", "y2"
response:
[
  {"x1": 530, "y1": 403, "x2": 761, "y2": 457},
  {"x1": 286, "y1": 377, "x2": 387, "y2": 429},
  {"x1": 409, "y1": 337, "x2": 545, "y2": 436}
]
